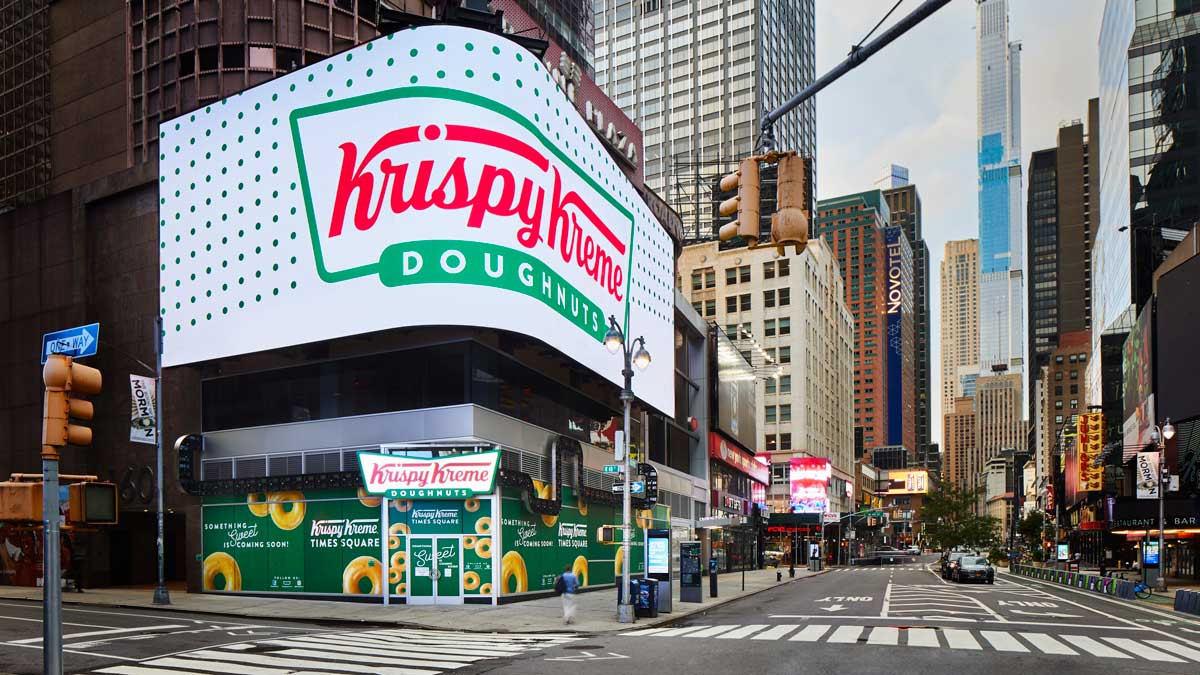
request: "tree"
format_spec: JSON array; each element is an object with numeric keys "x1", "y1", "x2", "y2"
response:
[
  {"x1": 1016, "y1": 510, "x2": 1046, "y2": 551},
  {"x1": 921, "y1": 481, "x2": 1000, "y2": 551}
]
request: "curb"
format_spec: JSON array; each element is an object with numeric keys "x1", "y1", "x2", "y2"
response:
[
  {"x1": 611, "y1": 568, "x2": 832, "y2": 633},
  {"x1": 0, "y1": 570, "x2": 831, "y2": 635}
]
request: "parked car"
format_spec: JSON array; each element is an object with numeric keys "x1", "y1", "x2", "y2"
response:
[
  {"x1": 940, "y1": 551, "x2": 970, "y2": 578},
  {"x1": 953, "y1": 555, "x2": 995, "y2": 584}
]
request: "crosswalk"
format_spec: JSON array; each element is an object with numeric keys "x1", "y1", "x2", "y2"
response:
[
  {"x1": 86, "y1": 627, "x2": 578, "y2": 675},
  {"x1": 620, "y1": 623, "x2": 1200, "y2": 663}
]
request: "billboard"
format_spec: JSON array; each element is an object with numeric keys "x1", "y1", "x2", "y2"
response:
[
  {"x1": 713, "y1": 328, "x2": 757, "y2": 451},
  {"x1": 789, "y1": 457, "x2": 831, "y2": 513},
  {"x1": 884, "y1": 227, "x2": 906, "y2": 445},
  {"x1": 158, "y1": 26, "x2": 674, "y2": 415},
  {"x1": 885, "y1": 470, "x2": 929, "y2": 494},
  {"x1": 1122, "y1": 303, "x2": 1155, "y2": 452},
  {"x1": 1076, "y1": 412, "x2": 1104, "y2": 492}
]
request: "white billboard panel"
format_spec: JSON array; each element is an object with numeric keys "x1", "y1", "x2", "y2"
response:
[{"x1": 159, "y1": 26, "x2": 674, "y2": 414}]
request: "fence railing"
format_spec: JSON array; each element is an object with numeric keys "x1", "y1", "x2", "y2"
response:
[{"x1": 1010, "y1": 564, "x2": 1137, "y2": 600}]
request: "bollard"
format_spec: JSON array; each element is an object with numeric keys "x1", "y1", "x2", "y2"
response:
[{"x1": 777, "y1": 570, "x2": 782, "y2": 582}]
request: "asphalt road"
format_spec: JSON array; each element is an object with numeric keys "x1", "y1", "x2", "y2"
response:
[
  {"x1": 484, "y1": 555, "x2": 1200, "y2": 675},
  {"x1": 3, "y1": 557, "x2": 1200, "y2": 674},
  {"x1": 0, "y1": 598, "x2": 574, "y2": 675}
]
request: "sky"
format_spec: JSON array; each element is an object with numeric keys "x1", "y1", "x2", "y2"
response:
[{"x1": 813, "y1": 0, "x2": 1104, "y2": 448}]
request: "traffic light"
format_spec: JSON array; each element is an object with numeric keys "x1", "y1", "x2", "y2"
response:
[
  {"x1": 770, "y1": 152, "x2": 810, "y2": 254},
  {"x1": 68, "y1": 481, "x2": 118, "y2": 525},
  {"x1": 717, "y1": 157, "x2": 761, "y2": 245},
  {"x1": 42, "y1": 354, "x2": 102, "y2": 458}
]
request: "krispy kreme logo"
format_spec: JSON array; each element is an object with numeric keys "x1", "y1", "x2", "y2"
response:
[
  {"x1": 291, "y1": 88, "x2": 636, "y2": 341},
  {"x1": 358, "y1": 449, "x2": 500, "y2": 499}
]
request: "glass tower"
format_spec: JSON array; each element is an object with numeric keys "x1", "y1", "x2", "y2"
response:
[
  {"x1": 975, "y1": 0, "x2": 1025, "y2": 390},
  {"x1": 594, "y1": 0, "x2": 817, "y2": 242}
]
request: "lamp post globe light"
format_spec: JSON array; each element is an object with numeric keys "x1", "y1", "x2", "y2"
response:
[
  {"x1": 1151, "y1": 418, "x2": 1175, "y2": 591},
  {"x1": 604, "y1": 314, "x2": 650, "y2": 624}
]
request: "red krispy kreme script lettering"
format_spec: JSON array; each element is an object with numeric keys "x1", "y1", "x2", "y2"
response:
[
  {"x1": 327, "y1": 124, "x2": 627, "y2": 301},
  {"x1": 368, "y1": 460, "x2": 494, "y2": 489}
]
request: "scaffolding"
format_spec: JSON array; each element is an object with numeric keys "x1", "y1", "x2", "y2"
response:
[{"x1": 0, "y1": 0, "x2": 51, "y2": 210}]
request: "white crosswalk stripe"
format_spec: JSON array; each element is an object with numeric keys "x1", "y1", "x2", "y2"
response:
[
  {"x1": 621, "y1": 623, "x2": 1200, "y2": 662},
  {"x1": 1101, "y1": 637, "x2": 1184, "y2": 662},
  {"x1": 86, "y1": 628, "x2": 576, "y2": 675},
  {"x1": 906, "y1": 628, "x2": 939, "y2": 647}
]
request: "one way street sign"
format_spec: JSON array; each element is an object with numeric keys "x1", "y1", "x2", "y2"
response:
[{"x1": 41, "y1": 323, "x2": 100, "y2": 364}]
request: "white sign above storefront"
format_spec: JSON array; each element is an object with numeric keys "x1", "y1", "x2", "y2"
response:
[
  {"x1": 158, "y1": 25, "x2": 674, "y2": 415},
  {"x1": 358, "y1": 450, "x2": 500, "y2": 499}
]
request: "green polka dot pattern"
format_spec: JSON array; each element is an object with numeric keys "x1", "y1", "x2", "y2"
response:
[{"x1": 156, "y1": 26, "x2": 674, "y2": 415}]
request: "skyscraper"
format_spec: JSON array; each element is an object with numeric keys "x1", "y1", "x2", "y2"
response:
[
  {"x1": 593, "y1": 0, "x2": 817, "y2": 241},
  {"x1": 883, "y1": 181, "x2": 931, "y2": 462},
  {"x1": 940, "y1": 240, "x2": 980, "y2": 418},
  {"x1": 815, "y1": 190, "x2": 916, "y2": 459},
  {"x1": 1092, "y1": 0, "x2": 1199, "y2": 405},
  {"x1": 1026, "y1": 101, "x2": 1098, "y2": 411},
  {"x1": 975, "y1": 0, "x2": 1025, "y2": 383}
]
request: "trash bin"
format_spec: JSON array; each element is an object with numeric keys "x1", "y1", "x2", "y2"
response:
[{"x1": 635, "y1": 578, "x2": 659, "y2": 618}]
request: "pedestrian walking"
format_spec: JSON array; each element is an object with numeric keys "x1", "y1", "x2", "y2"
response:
[{"x1": 557, "y1": 563, "x2": 579, "y2": 625}]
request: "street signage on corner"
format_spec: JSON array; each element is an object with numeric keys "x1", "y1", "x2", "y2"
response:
[{"x1": 41, "y1": 323, "x2": 99, "y2": 364}]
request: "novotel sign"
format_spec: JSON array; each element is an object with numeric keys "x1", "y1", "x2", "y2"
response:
[
  {"x1": 358, "y1": 450, "x2": 500, "y2": 499},
  {"x1": 158, "y1": 25, "x2": 674, "y2": 415},
  {"x1": 886, "y1": 228, "x2": 904, "y2": 315}
]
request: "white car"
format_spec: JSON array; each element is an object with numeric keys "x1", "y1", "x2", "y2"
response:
[{"x1": 906, "y1": 546, "x2": 920, "y2": 555}]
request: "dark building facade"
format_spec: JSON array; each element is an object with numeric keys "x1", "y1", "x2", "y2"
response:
[
  {"x1": 509, "y1": 0, "x2": 594, "y2": 77},
  {"x1": 1027, "y1": 148, "x2": 1060, "y2": 368},
  {"x1": 882, "y1": 184, "x2": 931, "y2": 462},
  {"x1": 1026, "y1": 101, "x2": 1097, "y2": 416},
  {"x1": 0, "y1": 1, "x2": 685, "y2": 600},
  {"x1": 0, "y1": 0, "x2": 419, "y2": 589}
]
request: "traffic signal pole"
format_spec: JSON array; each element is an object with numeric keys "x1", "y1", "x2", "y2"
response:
[
  {"x1": 758, "y1": 0, "x2": 953, "y2": 152},
  {"x1": 41, "y1": 354, "x2": 101, "y2": 675},
  {"x1": 41, "y1": 446, "x2": 62, "y2": 675}
]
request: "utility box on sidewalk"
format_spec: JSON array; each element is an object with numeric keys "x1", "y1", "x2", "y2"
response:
[
  {"x1": 634, "y1": 578, "x2": 659, "y2": 618},
  {"x1": 680, "y1": 541, "x2": 703, "y2": 603}
]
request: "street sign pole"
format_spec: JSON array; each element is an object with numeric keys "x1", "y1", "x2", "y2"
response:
[
  {"x1": 153, "y1": 316, "x2": 170, "y2": 605},
  {"x1": 42, "y1": 453, "x2": 61, "y2": 675}
]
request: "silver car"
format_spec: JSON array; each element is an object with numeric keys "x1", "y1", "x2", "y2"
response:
[{"x1": 953, "y1": 555, "x2": 995, "y2": 584}]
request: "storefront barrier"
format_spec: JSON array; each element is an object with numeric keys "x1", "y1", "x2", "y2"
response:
[
  {"x1": 1174, "y1": 589, "x2": 1200, "y2": 616},
  {"x1": 1010, "y1": 564, "x2": 1136, "y2": 600}
]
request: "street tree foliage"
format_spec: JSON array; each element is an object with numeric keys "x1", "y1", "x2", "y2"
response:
[
  {"x1": 1016, "y1": 509, "x2": 1046, "y2": 550},
  {"x1": 922, "y1": 481, "x2": 1001, "y2": 551}
]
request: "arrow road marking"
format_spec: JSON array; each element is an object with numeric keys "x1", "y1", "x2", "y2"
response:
[
  {"x1": 545, "y1": 651, "x2": 629, "y2": 662},
  {"x1": 821, "y1": 604, "x2": 846, "y2": 612}
]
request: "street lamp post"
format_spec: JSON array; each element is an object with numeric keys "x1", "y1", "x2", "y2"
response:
[
  {"x1": 604, "y1": 315, "x2": 651, "y2": 624},
  {"x1": 1151, "y1": 418, "x2": 1176, "y2": 591}
]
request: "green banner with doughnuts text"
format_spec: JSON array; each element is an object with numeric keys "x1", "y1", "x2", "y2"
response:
[{"x1": 498, "y1": 483, "x2": 669, "y2": 595}]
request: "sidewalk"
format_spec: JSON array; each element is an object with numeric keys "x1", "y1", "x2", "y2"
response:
[{"x1": 0, "y1": 566, "x2": 824, "y2": 634}]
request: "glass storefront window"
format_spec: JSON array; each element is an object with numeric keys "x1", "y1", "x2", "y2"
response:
[{"x1": 201, "y1": 340, "x2": 624, "y2": 444}]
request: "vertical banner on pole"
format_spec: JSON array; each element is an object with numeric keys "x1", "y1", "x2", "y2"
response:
[{"x1": 129, "y1": 375, "x2": 157, "y2": 444}]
